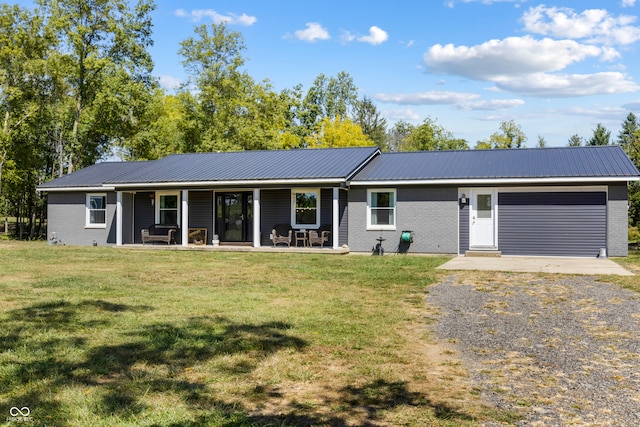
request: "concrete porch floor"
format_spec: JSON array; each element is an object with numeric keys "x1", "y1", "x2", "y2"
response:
[
  {"x1": 119, "y1": 244, "x2": 350, "y2": 254},
  {"x1": 437, "y1": 255, "x2": 633, "y2": 276}
]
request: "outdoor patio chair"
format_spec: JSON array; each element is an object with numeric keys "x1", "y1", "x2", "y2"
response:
[
  {"x1": 308, "y1": 225, "x2": 331, "y2": 248},
  {"x1": 272, "y1": 224, "x2": 292, "y2": 247}
]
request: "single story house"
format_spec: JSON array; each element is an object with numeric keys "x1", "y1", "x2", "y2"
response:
[{"x1": 37, "y1": 145, "x2": 640, "y2": 257}]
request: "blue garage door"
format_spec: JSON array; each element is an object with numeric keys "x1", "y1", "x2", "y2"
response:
[{"x1": 498, "y1": 192, "x2": 606, "y2": 257}]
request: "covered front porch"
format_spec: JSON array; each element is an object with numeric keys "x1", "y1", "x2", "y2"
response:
[{"x1": 113, "y1": 187, "x2": 348, "y2": 250}]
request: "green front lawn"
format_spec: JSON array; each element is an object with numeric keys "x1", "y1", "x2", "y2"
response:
[{"x1": 0, "y1": 242, "x2": 513, "y2": 426}]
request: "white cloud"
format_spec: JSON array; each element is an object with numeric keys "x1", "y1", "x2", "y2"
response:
[
  {"x1": 374, "y1": 90, "x2": 480, "y2": 105},
  {"x1": 339, "y1": 30, "x2": 356, "y2": 44},
  {"x1": 424, "y1": 36, "x2": 603, "y2": 80},
  {"x1": 383, "y1": 108, "x2": 421, "y2": 122},
  {"x1": 549, "y1": 106, "x2": 629, "y2": 122},
  {"x1": 175, "y1": 9, "x2": 256, "y2": 26},
  {"x1": 493, "y1": 72, "x2": 639, "y2": 97},
  {"x1": 158, "y1": 75, "x2": 182, "y2": 91},
  {"x1": 373, "y1": 90, "x2": 524, "y2": 111},
  {"x1": 457, "y1": 99, "x2": 525, "y2": 110},
  {"x1": 521, "y1": 6, "x2": 640, "y2": 45},
  {"x1": 357, "y1": 26, "x2": 389, "y2": 45},
  {"x1": 294, "y1": 23, "x2": 330, "y2": 42},
  {"x1": 622, "y1": 0, "x2": 636, "y2": 8}
]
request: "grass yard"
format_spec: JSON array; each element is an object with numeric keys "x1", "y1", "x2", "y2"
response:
[
  {"x1": 0, "y1": 241, "x2": 516, "y2": 426},
  {"x1": 610, "y1": 248, "x2": 640, "y2": 292}
]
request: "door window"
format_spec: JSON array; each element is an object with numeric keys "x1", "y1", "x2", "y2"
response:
[{"x1": 477, "y1": 194, "x2": 492, "y2": 218}]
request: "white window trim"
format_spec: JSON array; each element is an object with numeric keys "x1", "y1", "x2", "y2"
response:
[
  {"x1": 86, "y1": 193, "x2": 107, "y2": 228},
  {"x1": 291, "y1": 188, "x2": 320, "y2": 229},
  {"x1": 367, "y1": 188, "x2": 396, "y2": 230},
  {"x1": 155, "y1": 191, "x2": 181, "y2": 226}
]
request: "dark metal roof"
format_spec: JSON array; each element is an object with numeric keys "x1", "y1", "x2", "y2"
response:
[
  {"x1": 351, "y1": 146, "x2": 640, "y2": 182},
  {"x1": 104, "y1": 147, "x2": 380, "y2": 184},
  {"x1": 38, "y1": 145, "x2": 639, "y2": 190},
  {"x1": 37, "y1": 161, "x2": 151, "y2": 189}
]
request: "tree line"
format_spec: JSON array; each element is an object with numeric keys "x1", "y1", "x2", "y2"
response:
[{"x1": 2, "y1": 0, "x2": 640, "y2": 239}]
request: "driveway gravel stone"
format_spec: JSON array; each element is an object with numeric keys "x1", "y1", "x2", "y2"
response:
[{"x1": 427, "y1": 273, "x2": 640, "y2": 426}]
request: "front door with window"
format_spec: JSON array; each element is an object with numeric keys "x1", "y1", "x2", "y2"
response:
[
  {"x1": 470, "y1": 189, "x2": 496, "y2": 248},
  {"x1": 216, "y1": 192, "x2": 253, "y2": 243}
]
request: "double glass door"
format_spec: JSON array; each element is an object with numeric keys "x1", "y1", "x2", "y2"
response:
[{"x1": 216, "y1": 192, "x2": 253, "y2": 243}]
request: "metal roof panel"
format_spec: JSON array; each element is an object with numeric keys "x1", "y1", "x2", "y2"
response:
[
  {"x1": 37, "y1": 161, "x2": 151, "y2": 189},
  {"x1": 351, "y1": 146, "x2": 639, "y2": 181},
  {"x1": 104, "y1": 147, "x2": 380, "y2": 184}
]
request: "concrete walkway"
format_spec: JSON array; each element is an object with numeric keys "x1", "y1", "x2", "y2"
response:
[{"x1": 437, "y1": 256, "x2": 634, "y2": 276}]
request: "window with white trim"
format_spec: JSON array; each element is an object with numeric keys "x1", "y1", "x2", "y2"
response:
[
  {"x1": 156, "y1": 192, "x2": 180, "y2": 225},
  {"x1": 367, "y1": 189, "x2": 396, "y2": 230},
  {"x1": 86, "y1": 193, "x2": 107, "y2": 228},
  {"x1": 291, "y1": 189, "x2": 320, "y2": 229}
]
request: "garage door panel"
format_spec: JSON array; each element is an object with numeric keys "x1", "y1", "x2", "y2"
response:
[{"x1": 498, "y1": 192, "x2": 606, "y2": 257}]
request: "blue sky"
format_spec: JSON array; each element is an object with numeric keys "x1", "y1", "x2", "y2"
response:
[
  {"x1": 17, "y1": 0, "x2": 640, "y2": 146},
  {"x1": 148, "y1": 0, "x2": 640, "y2": 146}
]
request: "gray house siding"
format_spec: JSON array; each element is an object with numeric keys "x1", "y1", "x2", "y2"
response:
[
  {"x1": 258, "y1": 188, "x2": 339, "y2": 247},
  {"x1": 260, "y1": 189, "x2": 291, "y2": 246},
  {"x1": 134, "y1": 192, "x2": 155, "y2": 244},
  {"x1": 459, "y1": 203, "x2": 469, "y2": 255},
  {"x1": 347, "y1": 187, "x2": 458, "y2": 254},
  {"x1": 339, "y1": 189, "x2": 348, "y2": 246},
  {"x1": 320, "y1": 189, "x2": 333, "y2": 227},
  {"x1": 498, "y1": 191, "x2": 606, "y2": 257},
  {"x1": 121, "y1": 192, "x2": 134, "y2": 244},
  {"x1": 608, "y1": 184, "x2": 628, "y2": 257},
  {"x1": 47, "y1": 192, "x2": 117, "y2": 246},
  {"x1": 189, "y1": 191, "x2": 214, "y2": 245}
]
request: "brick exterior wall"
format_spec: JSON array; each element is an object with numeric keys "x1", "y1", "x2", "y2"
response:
[
  {"x1": 608, "y1": 184, "x2": 629, "y2": 257},
  {"x1": 347, "y1": 186, "x2": 459, "y2": 254}
]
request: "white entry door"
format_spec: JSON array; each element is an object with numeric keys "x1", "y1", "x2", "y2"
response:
[{"x1": 470, "y1": 189, "x2": 496, "y2": 248}]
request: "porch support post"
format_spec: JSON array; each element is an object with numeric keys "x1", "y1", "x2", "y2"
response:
[
  {"x1": 181, "y1": 190, "x2": 189, "y2": 247},
  {"x1": 332, "y1": 187, "x2": 339, "y2": 249},
  {"x1": 116, "y1": 191, "x2": 123, "y2": 246},
  {"x1": 253, "y1": 188, "x2": 261, "y2": 247}
]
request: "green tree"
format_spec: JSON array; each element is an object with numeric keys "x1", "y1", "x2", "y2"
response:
[
  {"x1": 38, "y1": 0, "x2": 156, "y2": 172},
  {"x1": 0, "y1": 4, "x2": 52, "y2": 233},
  {"x1": 617, "y1": 113, "x2": 640, "y2": 227},
  {"x1": 618, "y1": 113, "x2": 639, "y2": 147},
  {"x1": 474, "y1": 140, "x2": 492, "y2": 150},
  {"x1": 587, "y1": 123, "x2": 611, "y2": 146},
  {"x1": 386, "y1": 121, "x2": 414, "y2": 152},
  {"x1": 304, "y1": 116, "x2": 374, "y2": 148},
  {"x1": 536, "y1": 135, "x2": 547, "y2": 148},
  {"x1": 489, "y1": 120, "x2": 527, "y2": 149},
  {"x1": 405, "y1": 117, "x2": 468, "y2": 151},
  {"x1": 353, "y1": 96, "x2": 387, "y2": 149},
  {"x1": 568, "y1": 134, "x2": 583, "y2": 147},
  {"x1": 119, "y1": 91, "x2": 185, "y2": 160},
  {"x1": 299, "y1": 72, "x2": 358, "y2": 135},
  {"x1": 179, "y1": 23, "x2": 292, "y2": 152}
]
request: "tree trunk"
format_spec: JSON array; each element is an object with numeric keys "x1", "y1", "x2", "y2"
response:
[
  {"x1": 0, "y1": 108, "x2": 9, "y2": 200},
  {"x1": 30, "y1": 210, "x2": 36, "y2": 239},
  {"x1": 68, "y1": 99, "x2": 82, "y2": 174}
]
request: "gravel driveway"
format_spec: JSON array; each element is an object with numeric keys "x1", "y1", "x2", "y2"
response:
[{"x1": 427, "y1": 273, "x2": 640, "y2": 426}]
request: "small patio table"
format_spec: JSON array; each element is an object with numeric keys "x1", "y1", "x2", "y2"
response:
[{"x1": 295, "y1": 230, "x2": 308, "y2": 247}]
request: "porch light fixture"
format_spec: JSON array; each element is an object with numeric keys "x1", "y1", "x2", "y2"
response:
[
  {"x1": 459, "y1": 193, "x2": 468, "y2": 206},
  {"x1": 150, "y1": 192, "x2": 155, "y2": 206}
]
